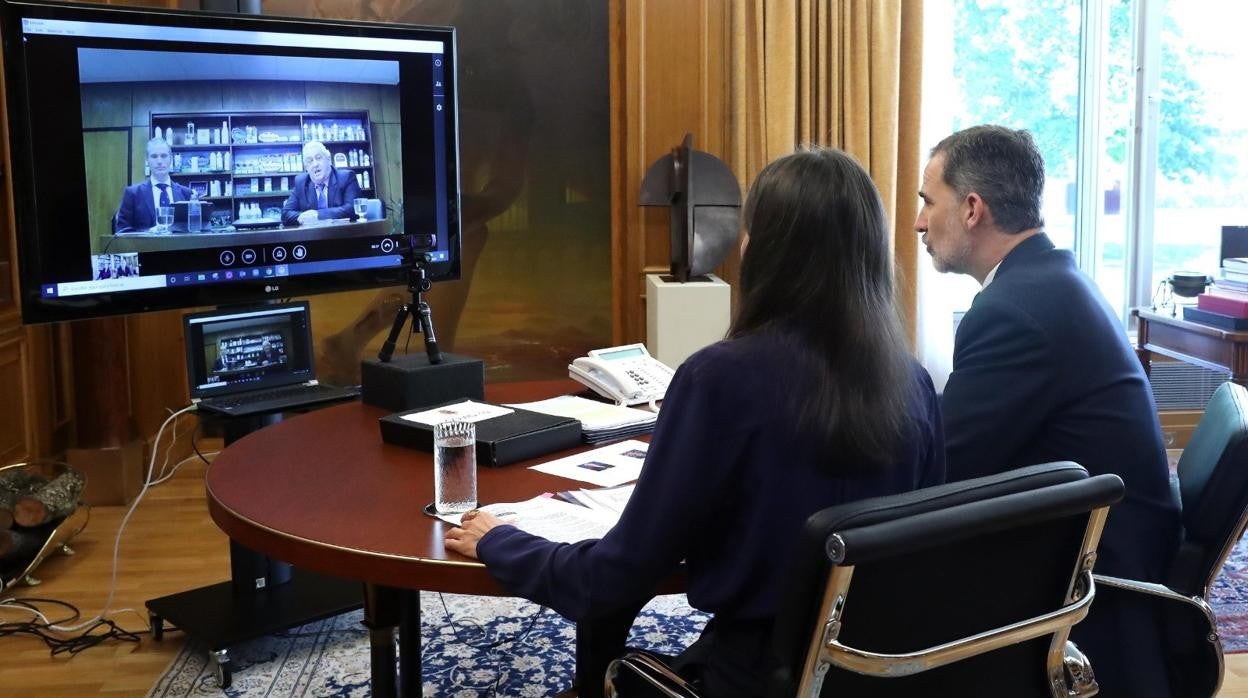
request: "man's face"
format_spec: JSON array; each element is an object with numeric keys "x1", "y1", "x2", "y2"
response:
[
  {"x1": 304, "y1": 151, "x2": 331, "y2": 185},
  {"x1": 147, "y1": 143, "x2": 172, "y2": 180},
  {"x1": 916, "y1": 154, "x2": 975, "y2": 275}
]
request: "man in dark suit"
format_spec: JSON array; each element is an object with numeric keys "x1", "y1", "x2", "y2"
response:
[
  {"x1": 212, "y1": 340, "x2": 231, "y2": 372},
  {"x1": 917, "y1": 125, "x2": 1181, "y2": 695},
  {"x1": 280, "y1": 141, "x2": 358, "y2": 226},
  {"x1": 114, "y1": 137, "x2": 194, "y2": 233}
]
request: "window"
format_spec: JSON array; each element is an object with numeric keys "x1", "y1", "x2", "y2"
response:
[
  {"x1": 1142, "y1": 1, "x2": 1248, "y2": 304},
  {"x1": 918, "y1": 0, "x2": 1248, "y2": 387}
]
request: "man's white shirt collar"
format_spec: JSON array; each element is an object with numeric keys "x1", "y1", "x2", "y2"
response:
[{"x1": 981, "y1": 260, "x2": 1003, "y2": 289}]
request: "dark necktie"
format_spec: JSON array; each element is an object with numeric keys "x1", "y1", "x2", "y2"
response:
[
  {"x1": 317, "y1": 184, "x2": 328, "y2": 209},
  {"x1": 157, "y1": 182, "x2": 170, "y2": 207}
]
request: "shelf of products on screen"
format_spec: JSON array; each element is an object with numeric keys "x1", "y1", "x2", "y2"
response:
[{"x1": 303, "y1": 122, "x2": 366, "y2": 142}]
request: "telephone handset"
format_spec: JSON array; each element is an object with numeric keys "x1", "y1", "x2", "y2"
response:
[{"x1": 568, "y1": 343, "x2": 675, "y2": 406}]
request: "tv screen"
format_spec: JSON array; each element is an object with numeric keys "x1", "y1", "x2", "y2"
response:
[{"x1": 0, "y1": 0, "x2": 461, "y2": 323}]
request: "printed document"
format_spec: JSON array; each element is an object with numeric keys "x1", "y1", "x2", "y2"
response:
[
  {"x1": 438, "y1": 496, "x2": 619, "y2": 543},
  {"x1": 564, "y1": 483, "x2": 636, "y2": 515},
  {"x1": 401, "y1": 400, "x2": 513, "y2": 426},
  {"x1": 507, "y1": 395, "x2": 656, "y2": 431},
  {"x1": 529, "y1": 439, "x2": 649, "y2": 487}
]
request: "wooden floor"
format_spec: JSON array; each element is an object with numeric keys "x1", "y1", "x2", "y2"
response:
[
  {"x1": 2, "y1": 456, "x2": 231, "y2": 697},
  {"x1": 6, "y1": 454, "x2": 1248, "y2": 696}
]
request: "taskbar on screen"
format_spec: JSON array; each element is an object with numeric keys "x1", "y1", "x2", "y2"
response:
[{"x1": 38, "y1": 251, "x2": 446, "y2": 298}]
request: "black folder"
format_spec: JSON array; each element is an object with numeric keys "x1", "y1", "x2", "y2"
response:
[{"x1": 379, "y1": 400, "x2": 583, "y2": 467}]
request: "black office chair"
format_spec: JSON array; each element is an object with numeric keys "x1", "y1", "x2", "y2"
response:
[
  {"x1": 1094, "y1": 380, "x2": 1248, "y2": 698},
  {"x1": 605, "y1": 462, "x2": 1124, "y2": 697}
]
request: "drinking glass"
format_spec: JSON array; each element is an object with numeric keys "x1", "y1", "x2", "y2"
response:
[
  {"x1": 156, "y1": 206, "x2": 174, "y2": 233},
  {"x1": 353, "y1": 197, "x2": 368, "y2": 221},
  {"x1": 433, "y1": 421, "x2": 477, "y2": 514}
]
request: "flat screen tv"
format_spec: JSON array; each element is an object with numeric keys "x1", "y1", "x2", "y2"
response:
[{"x1": 0, "y1": 0, "x2": 461, "y2": 323}]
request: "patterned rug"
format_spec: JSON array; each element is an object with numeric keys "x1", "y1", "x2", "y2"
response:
[
  {"x1": 1209, "y1": 534, "x2": 1248, "y2": 652},
  {"x1": 148, "y1": 593, "x2": 709, "y2": 697},
  {"x1": 148, "y1": 535, "x2": 1248, "y2": 697}
]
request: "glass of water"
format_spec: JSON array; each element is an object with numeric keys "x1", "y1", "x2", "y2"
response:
[
  {"x1": 353, "y1": 197, "x2": 368, "y2": 221},
  {"x1": 434, "y1": 420, "x2": 477, "y2": 514},
  {"x1": 156, "y1": 206, "x2": 174, "y2": 233}
]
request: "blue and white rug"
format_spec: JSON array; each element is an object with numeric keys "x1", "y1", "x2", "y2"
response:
[{"x1": 148, "y1": 593, "x2": 710, "y2": 697}]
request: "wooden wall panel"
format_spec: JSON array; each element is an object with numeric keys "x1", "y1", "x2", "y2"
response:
[
  {"x1": 611, "y1": 0, "x2": 732, "y2": 344},
  {"x1": 0, "y1": 333, "x2": 28, "y2": 463}
]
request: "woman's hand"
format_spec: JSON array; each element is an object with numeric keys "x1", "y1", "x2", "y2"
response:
[{"x1": 443, "y1": 509, "x2": 505, "y2": 560}]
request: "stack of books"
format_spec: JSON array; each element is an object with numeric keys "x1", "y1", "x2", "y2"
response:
[
  {"x1": 1186, "y1": 258, "x2": 1248, "y2": 330},
  {"x1": 1220, "y1": 257, "x2": 1248, "y2": 292},
  {"x1": 506, "y1": 395, "x2": 658, "y2": 444}
]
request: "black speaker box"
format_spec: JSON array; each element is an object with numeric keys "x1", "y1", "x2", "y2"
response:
[{"x1": 360, "y1": 352, "x2": 485, "y2": 412}]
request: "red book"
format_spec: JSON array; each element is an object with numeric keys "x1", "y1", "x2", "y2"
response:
[{"x1": 1198, "y1": 289, "x2": 1248, "y2": 318}]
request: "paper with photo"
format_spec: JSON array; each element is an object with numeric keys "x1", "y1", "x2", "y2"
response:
[
  {"x1": 529, "y1": 439, "x2": 648, "y2": 487},
  {"x1": 400, "y1": 400, "x2": 513, "y2": 426},
  {"x1": 437, "y1": 496, "x2": 619, "y2": 543}
]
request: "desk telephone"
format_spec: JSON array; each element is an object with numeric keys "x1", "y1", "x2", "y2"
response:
[{"x1": 569, "y1": 344, "x2": 675, "y2": 406}]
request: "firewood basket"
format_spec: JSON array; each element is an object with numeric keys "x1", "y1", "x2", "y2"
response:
[{"x1": 0, "y1": 461, "x2": 90, "y2": 591}]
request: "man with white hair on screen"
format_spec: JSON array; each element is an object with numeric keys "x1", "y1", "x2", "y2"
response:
[{"x1": 281, "y1": 140, "x2": 358, "y2": 226}]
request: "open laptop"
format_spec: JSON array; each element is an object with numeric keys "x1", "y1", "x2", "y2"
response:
[{"x1": 184, "y1": 301, "x2": 359, "y2": 417}]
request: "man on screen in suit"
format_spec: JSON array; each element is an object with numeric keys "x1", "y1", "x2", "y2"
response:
[
  {"x1": 114, "y1": 137, "x2": 194, "y2": 233},
  {"x1": 280, "y1": 141, "x2": 358, "y2": 226},
  {"x1": 917, "y1": 124, "x2": 1181, "y2": 696}
]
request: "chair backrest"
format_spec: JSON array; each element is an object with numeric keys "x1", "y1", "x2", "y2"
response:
[
  {"x1": 767, "y1": 462, "x2": 1123, "y2": 698},
  {"x1": 1171, "y1": 381, "x2": 1248, "y2": 596}
]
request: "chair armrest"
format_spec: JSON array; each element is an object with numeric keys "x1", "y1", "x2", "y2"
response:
[
  {"x1": 1092, "y1": 574, "x2": 1215, "y2": 620},
  {"x1": 605, "y1": 650, "x2": 702, "y2": 698},
  {"x1": 827, "y1": 571, "x2": 1096, "y2": 678},
  {"x1": 1092, "y1": 573, "x2": 1223, "y2": 698}
]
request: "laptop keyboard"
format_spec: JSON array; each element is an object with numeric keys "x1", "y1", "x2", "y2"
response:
[{"x1": 203, "y1": 383, "x2": 359, "y2": 414}]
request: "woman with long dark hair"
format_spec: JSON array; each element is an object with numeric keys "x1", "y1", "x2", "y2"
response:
[{"x1": 446, "y1": 147, "x2": 944, "y2": 696}]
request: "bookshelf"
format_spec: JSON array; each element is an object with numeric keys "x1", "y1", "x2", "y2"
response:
[
  {"x1": 150, "y1": 110, "x2": 375, "y2": 225},
  {"x1": 216, "y1": 332, "x2": 286, "y2": 369}
]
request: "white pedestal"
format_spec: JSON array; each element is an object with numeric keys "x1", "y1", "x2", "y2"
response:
[{"x1": 646, "y1": 273, "x2": 731, "y2": 368}]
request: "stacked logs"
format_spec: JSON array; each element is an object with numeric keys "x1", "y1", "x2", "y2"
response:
[{"x1": 0, "y1": 468, "x2": 87, "y2": 574}]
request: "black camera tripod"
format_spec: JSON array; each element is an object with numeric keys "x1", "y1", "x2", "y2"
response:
[{"x1": 378, "y1": 241, "x2": 442, "y2": 364}]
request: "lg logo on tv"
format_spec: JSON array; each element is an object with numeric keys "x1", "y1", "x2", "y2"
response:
[{"x1": 265, "y1": 285, "x2": 280, "y2": 294}]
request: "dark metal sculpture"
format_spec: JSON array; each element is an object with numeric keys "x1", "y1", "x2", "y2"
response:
[{"x1": 640, "y1": 134, "x2": 741, "y2": 282}]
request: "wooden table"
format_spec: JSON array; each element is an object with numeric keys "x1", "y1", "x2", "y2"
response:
[
  {"x1": 1134, "y1": 308, "x2": 1248, "y2": 387},
  {"x1": 204, "y1": 380, "x2": 647, "y2": 697},
  {"x1": 101, "y1": 217, "x2": 388, "y2": 253}
]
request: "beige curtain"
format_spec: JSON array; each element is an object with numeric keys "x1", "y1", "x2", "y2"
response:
[{"x1": 726, "y1": 0, "x2": 924, "y2": 341}]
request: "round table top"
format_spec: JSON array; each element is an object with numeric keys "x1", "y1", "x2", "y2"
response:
[{"x1": 205, "y1": 379, "x2": 602, "y2": 595}]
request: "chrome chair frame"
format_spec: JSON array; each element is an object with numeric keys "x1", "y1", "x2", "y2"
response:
[
  {"x1": 802, "y1": 504, "x2": 1108, "y2": 698},
  {"x1": 604, "y1": 465, "x2": 1120, "y2": 698}
]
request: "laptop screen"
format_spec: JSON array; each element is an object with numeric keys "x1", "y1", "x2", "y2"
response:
[{"x1": 184, "y1": 302, "x2": 316, "y2": 399}]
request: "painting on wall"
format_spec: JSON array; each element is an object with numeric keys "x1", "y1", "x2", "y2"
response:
[{"x1": 261, "y1": 0, "x2": 612, "y2": 384}]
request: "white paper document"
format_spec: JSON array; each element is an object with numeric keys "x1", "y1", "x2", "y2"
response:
[
  {"x1": 438, "y1": 496, "x2": 619, "y2": 543},
  {"x1": 400, "y1": 400, "x2": 513, "y2": 426},
  {"x1": 506, "y1": 395, "x2": 656, "y2": 430},
  {"x1": 528, "y1": 439, "x2": 649, "y2": 487},
  {"x1": 565, "y1": 484, "x2": 636, "y2": 515}
]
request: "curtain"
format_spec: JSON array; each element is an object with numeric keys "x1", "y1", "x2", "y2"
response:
[{"x1": 726, "y1": 0, "x2": 924, "y2": 342}]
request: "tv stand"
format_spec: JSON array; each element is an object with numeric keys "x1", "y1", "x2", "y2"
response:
[{"x1": 145, "y1": 413, "x2": 362, "y2": 689}]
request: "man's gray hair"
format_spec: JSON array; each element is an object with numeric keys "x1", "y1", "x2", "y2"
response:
[
  {"x1": 302, "y1": 141, "x2": 331, "y2": 159},
  {"x1": 931, "y1": 125, "x2": 1046, "y2": 234}
]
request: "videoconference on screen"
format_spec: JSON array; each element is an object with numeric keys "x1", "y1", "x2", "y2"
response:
[{"x1": 7, "y1": 7, "x2": 459, "y2": 320}]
